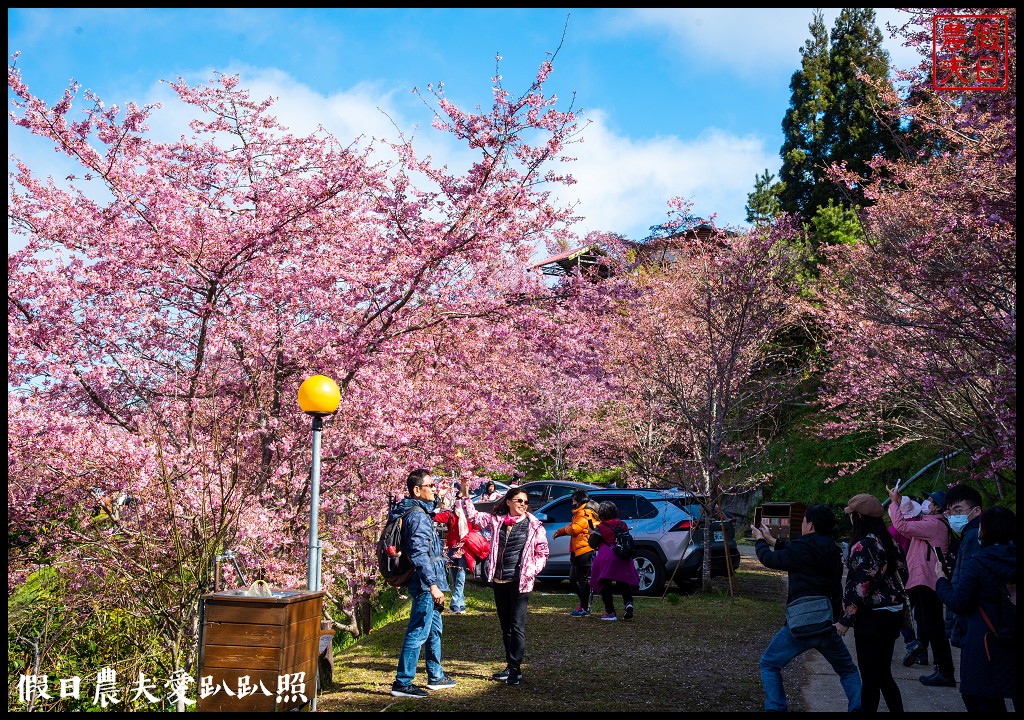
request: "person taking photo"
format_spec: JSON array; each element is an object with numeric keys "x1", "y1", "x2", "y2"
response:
[
  {"x1": 458, "y1": 483, "x2": 549, "y2": 687},
  {"x1": 751, "y1": 504, "x2": 862, "y2": 713}
]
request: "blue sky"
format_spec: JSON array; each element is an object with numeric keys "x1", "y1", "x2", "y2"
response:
[{"x1": 8, "y1": 8, "x2": 921, "y2": 253}]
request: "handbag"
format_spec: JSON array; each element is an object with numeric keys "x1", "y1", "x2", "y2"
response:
[
  {"x1": 785, "y1": 595, "x2": 835, "y2": 637},
  {"x1": 461, "y1": 530, "x2": 490, "y2": 562}
]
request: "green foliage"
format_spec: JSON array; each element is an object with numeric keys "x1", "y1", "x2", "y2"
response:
[
  {"x1": 503, "y1": 442, "x2": 549, "y2": 483},
  {"x1": 745, "y1": 168, "x2": 786, "y2": 225},
  {"x1": 567, "y1": 466, "x2": 622, "y2": 487},
  {"x1": 825, "y1": 8, "x2": 901, "y2": 196},
  {"x1": 752, "y1": 413, "x2": 986, "y2": 538},
  {"x1": 503, "y1": 442, "x2": 622, "y2": 486},
  {"x1": 782, "y1": 200, "x2": 865, "y2": 292},
  {"x1": 779, "y1": 9, "x2": 902, "y2": 220},
  {"x1": 808, "y1": 199, "x2": 864, "y2": 250},
  {"x1": 8, "y1": 567, "x2": 171, "y2": 713},
  {"x1": 779, "y1": 10, "x2": 832, "y2": 218}
]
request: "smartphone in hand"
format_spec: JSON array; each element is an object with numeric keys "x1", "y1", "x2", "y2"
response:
[{"x1": 935, "y1": 547, "x2": 952, "y2": 577}]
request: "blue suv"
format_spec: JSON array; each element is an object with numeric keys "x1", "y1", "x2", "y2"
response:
[{"x1": 532, "y1": 488, "x2": 740, "y2": 596}]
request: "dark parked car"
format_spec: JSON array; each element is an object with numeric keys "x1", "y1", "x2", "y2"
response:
[
  {"x1": 473, "y1": 479, "x2": 598, "y2": 513},
  {"x1": 532, "y1": 487, "x2": 741, "y2": 596},
  {"x1": 468, "y1": 480, "x2": 511, "y2": 503}
]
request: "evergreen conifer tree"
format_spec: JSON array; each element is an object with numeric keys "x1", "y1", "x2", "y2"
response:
[
  {"x1": 779, "y1": 10, "x2": 831, "y2": 219},
  {"x1": 777, "y1": 9, "x2": 902, "y2": 220},
  {"x1": 825, "y1": 8, "x2": 901, "y2": 205},
  {"x1": 745, "y1": 168, "x2": 785, "y2": 225}
]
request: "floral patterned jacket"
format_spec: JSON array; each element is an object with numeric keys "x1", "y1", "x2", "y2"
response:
[
  {"x1": 459, "y1": 497, "x2": 549, "y2": 594},
  {"x1": 839, "y1": 532, "x2": 906, "y2": 628}
]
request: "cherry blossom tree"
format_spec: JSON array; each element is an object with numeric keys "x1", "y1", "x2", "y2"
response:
[
  {"x1": 814, "y1": 8, "x2": 1016, "y2": 497},
  {"x1": 8, "y1": 47, "x2": 592, "y2": 688},
  {"x1": 601, "y1": 344, "x2": 687, "y2": 486},
  {"x1": 514, "y1": 231, "x2": 642, "y2": 482},
  {"x1": 604, "y1": 203, "x2": 805, "y2": 583}
]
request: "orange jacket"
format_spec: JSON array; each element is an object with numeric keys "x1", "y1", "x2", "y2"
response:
[{"x1": 553, "y1": 501, "x2": 600, "y2": 557}]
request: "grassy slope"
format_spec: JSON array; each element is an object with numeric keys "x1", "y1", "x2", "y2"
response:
[
  {"x1": 763, "y1": 419, "x2": 948, "y2": 502},
  {"x1": 746, "y1": 411, "x2": 994, "y2": 529}
]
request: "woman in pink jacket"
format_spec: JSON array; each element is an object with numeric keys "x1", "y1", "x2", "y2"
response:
[
  {"x1": 887, "y1": 486, "x2": 956, "y2": 687},
  {"x1": 888, "y1": 497, "x2": 929, "y2": 667},
  {"x1": 459, "y1": 483, "x2": 549, "y2": 687}
]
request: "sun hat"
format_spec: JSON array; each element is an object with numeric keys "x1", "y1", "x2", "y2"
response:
[
  {"x1": 900, "y1": 496, "x2": 923, "y2": 519},
  {"x1": 844, "y1": 493, "x2": 884, "y2": 518}
]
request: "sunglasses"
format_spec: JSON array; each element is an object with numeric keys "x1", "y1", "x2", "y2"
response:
[
  {"x1": 419, "y1": 483, "x2": 436, "y2": 489},
  {"x1": 510, "y1": 498, "x2": 529, "y2": 505}
]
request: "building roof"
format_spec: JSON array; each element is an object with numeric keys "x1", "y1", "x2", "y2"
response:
[
  {"x1": 529, "y1": 244, "x2": 611, "y2": 277},
  {"x1": 530, "y1": 224, "x2": 736, "y2": 278}
]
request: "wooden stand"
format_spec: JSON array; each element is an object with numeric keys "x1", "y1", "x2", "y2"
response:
[
  {"x1": 198, "y1": 588, "x2": 325, "y2": 712},
  {"x1": 755, "y1": 502, "x2": 807, "y2": 541}
]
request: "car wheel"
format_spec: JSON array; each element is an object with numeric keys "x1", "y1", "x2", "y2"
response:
[{"x1": 633, "y1": 549, "x2": 665, "y2": 597}]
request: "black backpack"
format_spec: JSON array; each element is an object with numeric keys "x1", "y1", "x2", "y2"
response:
[
  {"x1": 613, "y1": 525, "x2": 637, "y2": 560},
  {"x1": 977, "y1": 562, "x2": 1016, "y2": 656},
  {"x1": 377, "y1": 504, "x2": 427, "y2": 587}
]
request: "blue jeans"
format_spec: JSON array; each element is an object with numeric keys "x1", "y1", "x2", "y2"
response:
[
  {"x1": 395, "y1": 588, "x2": 445, "y2": 686},
  {"x1": 760, "y1": 624, "x2": 862, "y2": 712},
  {"x1": 450, "y1": 566, "x2": 466, "y2": 613}
]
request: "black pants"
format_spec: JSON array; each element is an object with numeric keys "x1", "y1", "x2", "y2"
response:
[
  {"x1": 570, "y1": 551, "x2": 594, "y2": 611},
  {"x1": 492, "y1": 581, "x2": 530, "y2": 672},
  {"x1": 962, "y1": 694, "x2": 1009, "y2": 712},
  {"x1": 853, "y1": 609, "x2": 904, "y2": 712},
  {"x1": 910, "y1": 585, "x2": 954, "y2": 674},
  {"x1": 599, "y1": 580, "x2": 634, "y2": 614}
]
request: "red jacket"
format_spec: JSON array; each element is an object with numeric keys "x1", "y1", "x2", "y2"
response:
[{"x1": 433, "y1": 506, "x2": 479, "y2": 549}]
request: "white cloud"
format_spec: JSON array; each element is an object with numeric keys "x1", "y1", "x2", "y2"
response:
[
  {"x1": 557, "y1": 110, "x2": 774, "y2": 239},
  {"x1": 618, "y1": 8, "x2": 923, "y2": 79}
]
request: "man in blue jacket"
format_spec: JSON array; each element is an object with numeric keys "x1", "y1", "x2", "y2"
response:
[
  {"x1": 751, "y1": 504, "x2": 862, "y2": 712},
  {"x1": 941, "y1": 484, "x2": 983, "y2": 648},
  {"x1": 390, "y1": 469, "x2": 456, "y2": 698}
]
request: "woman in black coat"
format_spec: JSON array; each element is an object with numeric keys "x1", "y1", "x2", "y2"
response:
[{"x1": 934, "y1": 506, "x2": 1017, "y2": 713}]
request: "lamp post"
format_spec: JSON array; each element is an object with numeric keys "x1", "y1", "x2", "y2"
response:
[{"x1": 297, "y1": 375, "x2": 341, "y2": 592}]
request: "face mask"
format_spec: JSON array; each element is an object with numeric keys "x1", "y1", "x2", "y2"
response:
[
  {"x1": 921, "y1": 500, "x2": 934, "y2": 514},
  {"x1": 947, "y1": 514, "x2": 970, "y2": 533}
]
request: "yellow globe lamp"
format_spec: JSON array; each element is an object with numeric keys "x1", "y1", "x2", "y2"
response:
[{"x1": 298, "y1": 375, "x2": 341, "y2": 416}]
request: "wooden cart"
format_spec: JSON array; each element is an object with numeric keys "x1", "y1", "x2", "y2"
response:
[{"x1": 197, "y1": 588, "x2": 325, "y2": 712}]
